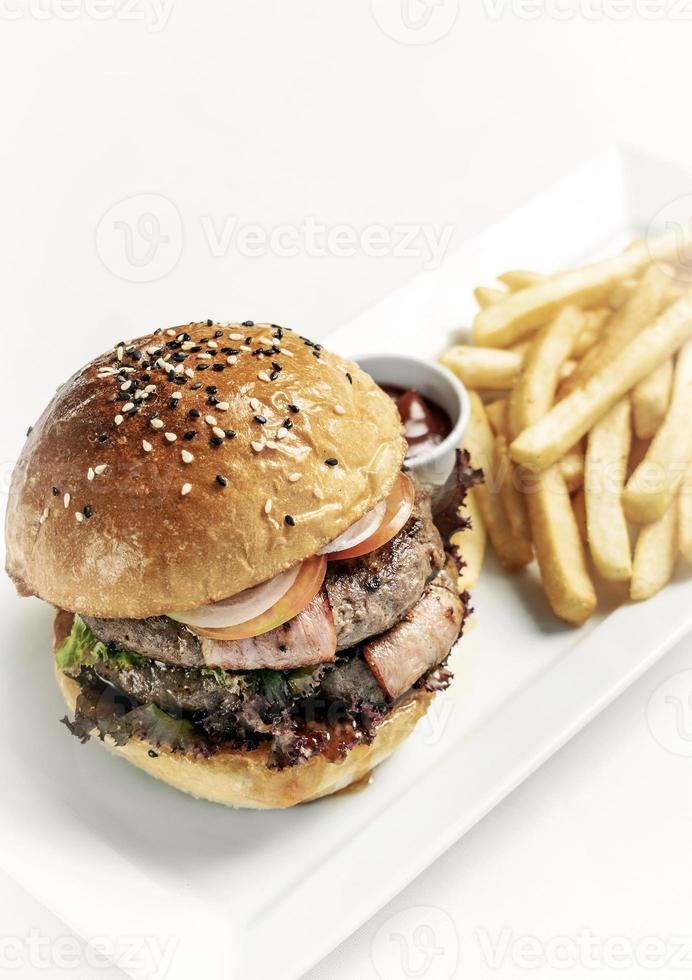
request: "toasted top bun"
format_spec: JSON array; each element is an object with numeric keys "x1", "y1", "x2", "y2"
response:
[{"x1": 6, "y1": 322, "x2": 405, "y2": 618}]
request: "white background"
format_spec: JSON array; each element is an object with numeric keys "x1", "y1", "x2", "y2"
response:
[{"x1": 1, "y1": 2, "x2": 692, "y2": 978}]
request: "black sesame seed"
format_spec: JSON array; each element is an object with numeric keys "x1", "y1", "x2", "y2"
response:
[
  {"x1": 184, "y1": 431, "x2": 197, "y2": 440},
  {"x1": 171, "y1": 352, "x2": 186, "y2": 362},
  {"x1": 148, "y1": 750, "x2": 159, "y2": 758},
  {"x1": 315, "y1": 344, "x2": 322, "y2": 351},
  {"x1": 189, "y1": 345, "x2": 202, "y2": 353},
  {"x1": 131, "y1": 351, "x2": 142, "y2": 361},
  {"x1": 270, "y1": 371, "x2": 279, "y2": 381},
  {"x1": 208, "y1": 396, "x2": 219, "y2": 406},
  {"x1": 285, "y1": 514, "x2": 295, "y2": 526},
  {"x1": 225, "y1": 429, "x2": 236, "y2": 439},
  {"x1": 167, "y1": 340, "x2": 182, "y2": 350},
  {"x1": 179, "y1": 332, "x2": 191, "y2": 342},
  {"x1": 216, "y1": 474, "x2": 228, "y2": 487},
  {"x1": 271, "y1": 362, "x2": 282, "y2": 372},
  {"x1": 211, "y1": 436, "x2": 223, "y2": 446},
  {"x1": 288, "y1": 404, "x2": 300, "y2": 413},
  {"x1": 140, "y1": 373, "x2": 151, "y2": 382},
  {"x1": 98, "y1": 433, "x2": 108, "y2": 443},
  {"x1": 254, "y1": 415, "x2": 267, "y2": 424},
  {"x1": 26, "y1": 426, "x2": 33, "y2": 436},
  {"x1": 205, "y1": 385, "x2": 218, "y2": 394},
  {"x1": 346, "y1": 372, "x2": 352, "y2": 384},
  {"x1": 168, "y1": 398, "x2": 178, "y2": 410},
  {"x1": 190, "y1": 383, "x2": 203, "y2": 391},
  {"x1": 312, "y1": 351, "x2": 321, "y2": 359},
  {"x1": 221, "y1": 347, "x2": 239, "y2": 355},
  {"x1": 52, "y1": 486, "x2": 59, "y2": 496},
  {"x1": 167, "y1": 371, "x2": 176, "y2": 381},
  {"x1": 212, "y1": 363, "x2": 224, "y2": 372},
  {"x1": 206, "y1": 319, "x2": 213, "y2": 327},
  {"x1": 214, "y1": 329, "x2": 223, "y2": 338},
  {"x1": 325, "y1": 457, "x2": 338, "y2": 466},
  {"x1": 150, "y1": 411, "x2": 160, "y2": 419},
  {"x1": 189, "y1": 408, "x2": 201, "y2": 418},
  {"x1": 197, "y1": 364, "x2": 210, "y2": 371},
  {"x1": 242, "y1": 320, "x2": 254, "y2": 327},
  {"x1": 199, "y1": 337, "x2": 209, "y2": 344},
  {"x1": 283, "y1": 418, "x2": 293, "y2": 429},
  {"x1": 245, "y1": 336, "x2": 252, "y2": 344},
  {"x1": 83, "y1": 505, "x2": 93, "y2": 518}
]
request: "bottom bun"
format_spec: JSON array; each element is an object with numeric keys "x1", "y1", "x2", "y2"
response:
[{"x1": 54, "y1": 614, "x2": 434, "y2": 809}]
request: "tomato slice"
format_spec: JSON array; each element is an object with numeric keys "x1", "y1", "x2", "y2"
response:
[
  {"x1": 186, "y1": 554, "x2": 328, "y2": 641},
  {"x1": 326, "y1": 472, "x2": 415, "y2": 561}
]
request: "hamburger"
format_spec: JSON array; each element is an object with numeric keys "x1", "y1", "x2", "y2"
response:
[{"x1": 5, "y1": 321, "x2": 475, "y2": 808}]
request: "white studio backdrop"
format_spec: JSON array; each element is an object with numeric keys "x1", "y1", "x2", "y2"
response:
[{"x1": 2, "y1": 3, "x2": 692, "y2": 978}]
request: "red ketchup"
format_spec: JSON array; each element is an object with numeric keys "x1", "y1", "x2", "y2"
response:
[{"x1": 382, "y1": 385, "x2": 452, "y2": 462}]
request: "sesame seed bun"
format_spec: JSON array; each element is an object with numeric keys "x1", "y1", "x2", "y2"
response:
[
  {"x1": 55, "y1": 666, "x2": 433, "y2": 809},
  {"x1": 5, "y1": 322, "x2": 405, "y2": 618}
]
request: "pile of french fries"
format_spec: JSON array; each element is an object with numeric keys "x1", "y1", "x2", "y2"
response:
[{"x1": 443, "y1": 231, "x2": 692, "y2": 626}]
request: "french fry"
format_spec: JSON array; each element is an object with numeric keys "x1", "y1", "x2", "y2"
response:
[
  {"x1": 630, "y1": 500, "x2": 678, "y2": 600},
  {"x1": 510, "y1": 295, "x2": 692, "y2": 472},
  {"x1": 525, "y1": 465, "x2": 597, "y2": 625},
  {"x1": 560, "y1": 447, "x2": 584, "y2": 493},
  {"x1": 572, "y1": 486, "x2": 588, "y2": 542},
  {"x1": 464, "y1": 391, "x2": 533, "y2": 573},
  {"x1": 561, "y1": 264, "x2": 671, "y2": 396},
  {"x1": 608, "y1": 277, "x2": 639, "y2": 310},
  {"x1": 571, "y1": 308, "x2": 609, "y2": 358},
  {"x1": 454, "y1": 488, "x2": 486, "y2": 592},
  {"x1": 679, "y1": 463, "x2": 692, "y2": 566},
  {"x1": 508, "y1": 305, "x2": 585, "y2": 440},
  {"x1": 440, "y1": 345, "x2": 522, "y2": 391},
  {"x1": 472, "y1": 231, "x2": 684, "y2": 348},
  {"x1": 585, "y1": 398, "x2": 633, "y2": 582},
  {"x1": 495, "y1": 434, "x2": 532, "y2": 546},
  {"x1": 624, "y1": 339, "x2": 692, "y2": 523},
  {"x1": 485, "y1": 398, "x2": 508, "y2": 437},
  {"x1": 497, "y1": 269, "x2": 547, "y2": 290},
  {"x1": 631, "y1": 357, "x2": 673, "y2": 439},
  {"x1": 474, "y1": 286, "x2": 507, "y2": 309}
]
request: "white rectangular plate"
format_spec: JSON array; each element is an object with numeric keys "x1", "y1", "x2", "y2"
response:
[{"x1": 2, "y1": 146, "x2": 692, "y2": 980}]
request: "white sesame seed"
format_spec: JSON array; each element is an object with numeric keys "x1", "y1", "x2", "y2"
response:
[
  {"x1": 182, "y1": 341, "x2": 195, "y2": 351},
  {"x1": 171, "y1": 391, "x2": 182, "y2": 400},
  {"x1": 216, "y1": 401, "x2": 229, "y2": 411},
  {"x1": 276, "y1": 427, "x2": 288, "y2": 440},
  {"x1": 229, "y1": 332, "x2": 243, "y2": 340},
  {"x1": 156, "y1": 358, "x2": 167, "y2": 369},
  {"x1": 166, "y1": 328, "x2": 177, "y2": 336},
  {"x1": 241, "y1": 345, "x2": 252, "y2": 352},
  {"x1": 212, "y1": 426, "x2": 225, "y2": 440},
  {"x1": 122, "y1": 401, "x2": 134, "y2": 412},
  {"x1": 164, "y1": 432, "x2": 177, "y2": 442},
  {"x1": 145, "y1": 384, "x2": 156, "y2": 393},
  {"x1": 87, "y1": 468, "x2": 95, "y2": 481},
  {"x1": 288, "y1": 472, "x2": 301, "y2": 482},
  {"x1": 114, "y1": 414, "x2": 124, "y2": 426},
  {"x1": 142, "y1": 440, "x2": 152, "y2": 452},
  {"x1": 251, "y1": 441, "x2": 265, "y2": 453},
  {"x1": 205, "y1": 415, "x2": 217, "y2": 426},
  {"x1": 120, "y1": 366, "x2": 135, "y2": 373},
  {"x1": 314, "y1": 487, "x2": 325, "y2": 500},
  {"x1": 181, "y1": 482, "x2": 192, "y2": 497},
  {"x1": 75, "y1": 512, "x2": 84, "y2": 523},
  {"x1": 134, "y1": 389, "x2": 145, "y2": 400},
  {"x1": 226, "y1": 355, "x2": 237, "y2": 366},
  {"x1": 250, "y1": 398, "x2": 261, "y2": 411},
  {"x1": 150, "y1": 418, "x2": 164, "y2": 429},
  {"x1": 97, "y1": 368, "x2": 116, "y2": 377},
  {"x1": 116, "y1": 346, "x2": 124, "y2": 361},
  {"x1": 258, "y1": 336, "x2": 273, "y2": 345},
  {"x1": 258, "y1": 371, "x2": 271, "y2": 383},
  {"x1": 181, "y1": 449, "x2": 194, "y2": 464},
  {"x1": 280, "y1": 349, "x2": 294, "y2": 357},
  {"x1": 264, "y1": 498, "x2": 272, "y2": 514},
  {"x1": 146, "y1": 345, "x2": 160, "y2": 355},
  {"x1": 94, "y1": 464, "x2": 107, "y2": 475},
  {"x1": 185, "y1": 367, "x2": 194, "y2": 378},
  {"x1": 334, "y1": 404, "x2": 345, "y2": 415},
  {"x1": 174, "y1": 364, "x2": 184, "y2": 374},
  {"x1": 120, "y1": 380, "x2": 132, "y2": 391},
  {"x1": 63, "y1": 493, "x2": 70, "y2": 508},
  {"x1": 207, "y1": 340, "x2": 218, "y2": 349},
  {"x1": 198, "y1": 352, "x2": 212, "y2": 360}
]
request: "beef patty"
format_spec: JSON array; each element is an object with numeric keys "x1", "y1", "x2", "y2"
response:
[{"x1": 82, "y1": 483, "x2": 444, "y2": 669}]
